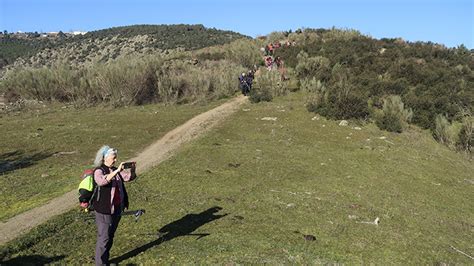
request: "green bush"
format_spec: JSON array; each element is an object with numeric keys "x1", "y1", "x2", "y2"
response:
[
  {"x1": 249, "y1": 86, "x2": 272, "y2": 103},
  {"x1": 457, "y1": 117, "x2": 473, "y2": 153},
  {"x1": 295, "y1": 51, "x2": 331, "y2": 81},
  {"x1": 375, "y1": 95, "x2": 413, "y2": 133},
  {"x1": 249, "y1": 69, "x2": 286, "y2": 103},
  {"x1": 223, "y1": 39, "x2": 261, "y2": 69},
  {"x1": 433, "y1": 114, "x2": 457, "y2": 147},
  {"x1": 377, "y1": 112, "x2": 404, "y2": 133},
  {"x1": 305, "y1": 64, "x2": 369, "y2": 119},
  {"x1": 300, "y1": 77, "x2": 325, "y2": 93},
  {"x1": 255, "y1": 69, "x2": 287, "y2": 99}
]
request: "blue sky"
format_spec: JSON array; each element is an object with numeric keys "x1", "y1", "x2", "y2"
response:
[{"x1": 0, "y1": 0, "x2": 472, "y2": 48}]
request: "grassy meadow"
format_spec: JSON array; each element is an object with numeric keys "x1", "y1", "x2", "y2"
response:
[
  {"x1": 0, "y1": 99, "x2": 227, "y2": 221},
  {"x1": 1, "y1": 91, "x2": 473, "y2": 264}
]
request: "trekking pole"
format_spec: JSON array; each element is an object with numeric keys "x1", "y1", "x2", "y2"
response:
[{"x1": 121, "y1": 209, "x2": 146, "y2": 222}]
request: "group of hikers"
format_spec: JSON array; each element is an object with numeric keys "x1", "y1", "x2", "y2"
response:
[
  {"x1": 262, "y1": 40, "x2": 296, "y2": 56},
  {"x1": 238, "y1": 40, "x2": 293, "y2": 95}
]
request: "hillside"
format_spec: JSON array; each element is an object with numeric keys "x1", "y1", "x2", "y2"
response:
[
  {"x1": 0, "y1": 24, "x2": 249, "y2": 70},
  {"x1": 272, "y1": 28, "x2": 474, "y2": 130},
  {"x1": 1, "y1": 92, "x2": 473, "y2": 264}
]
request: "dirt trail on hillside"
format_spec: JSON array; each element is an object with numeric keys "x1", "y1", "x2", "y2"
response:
[{"x1": 0, "y1": 96, "x2": 248, "y2": 246}]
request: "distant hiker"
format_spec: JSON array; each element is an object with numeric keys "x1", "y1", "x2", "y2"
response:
[
  {"x1": 267, "y1": 43, "x2": 274, "y2": 56},
  {"x1": 245, "y1": 70, "x2": 254, "y2": 91},
  {"x1": 239, "y1": 72, "x2": 250, "y2": 96},
  {"x1": 93, "y1": 145, "x2": 137, "y2": 266},
  {"x1": 265, "y1": 56, "x2": 273, "y2": 70},
  {"x1": 274, "y1": 56, "x2": 283, "y2": 68}
]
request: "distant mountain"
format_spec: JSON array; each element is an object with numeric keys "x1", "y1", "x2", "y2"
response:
[{"x1": 0, "y1": 24, "x2": 249, "y2": 69}]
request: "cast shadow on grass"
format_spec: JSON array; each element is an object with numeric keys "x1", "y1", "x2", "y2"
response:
[
  {"x1": 110, "y1": 206, "x2": 228, "y2": 264},
  {"x1": 0, "y1": 150, "x2": 54, "y2": 175},
  {"x1": 1, "y1": 255, "x2": 66, "y2": 265}
]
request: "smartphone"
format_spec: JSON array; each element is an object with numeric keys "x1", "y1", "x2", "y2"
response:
[{"x1": 123, "y1": 162, "x2": 135, "y2": 169}]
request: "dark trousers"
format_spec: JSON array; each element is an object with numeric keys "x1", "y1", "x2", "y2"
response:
[
  {"x1": 95, "y1": 211, "x2": 121, "y2": 265},
  {"x1": 240, "y1": 83, "x2": 250, "y2": 96}
]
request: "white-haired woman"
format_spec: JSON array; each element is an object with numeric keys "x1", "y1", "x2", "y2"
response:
[{"x1": 92, "y1": 145, "x2": 136, "y2": 266}]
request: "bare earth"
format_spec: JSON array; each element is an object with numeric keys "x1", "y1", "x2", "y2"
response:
[{"x1": 0, "y1": 95, "x2": 248, "y2": 245}]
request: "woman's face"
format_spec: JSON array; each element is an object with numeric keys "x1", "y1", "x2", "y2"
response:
[{"x1": 104, "y1": 154, "x2": 117, "y2": 167}]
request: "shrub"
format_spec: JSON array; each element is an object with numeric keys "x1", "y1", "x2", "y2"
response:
[
  {"x1": 295, "y1": 51, "x2": 331, "y2": 81},
  {"x1": 253, "y1": 69, "x2": 288, "y2": 100},
  {"x1": 0, "y1": 54, "x2": 245, "y2": 107},
  {"x1": 457, "y1": 116, "x2": 473, "y2": 153},
  {"x1": 88, "y1": 56, "x2": 159, "y2": 106},
  {"x1": 300, "y1": 77, "x2": 325, "y2": 93},
  {"x1": 1, "y1": 64, "x2": 80, "y2": 102},
  {"x1": 433, "y1": 114, "x2": 457, "y2": 147},
  {"x1": 250, "y1": 69, "x2": 286, "y2": 103},
  {"x1": 249, "y1": 85, "x2": 272, "y2": 103},
  {"x1": 223, "y1": 39, "x2": 261, "y2": 68},
  {"x1": 375, "y1": 95, "x2": 413, "y2": 133},
  {"x1": 266, "y1": 31, "x2": 286, "y2": 44},
  {"x1": 306, "y1": 64, "x2": 369, "y2": 119}
]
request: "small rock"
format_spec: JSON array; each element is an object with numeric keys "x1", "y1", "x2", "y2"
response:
[
  {"x1": 261, "y1": 117, "x2": 277, "y2": 121},
  {"x1": 311, "y1": 116, "x2": 320, "y2": 121},
  {"x1": 287, "y1": 203, "x2": 295, "y2": 208},
  {"x1": 379, "y1": 136, "x2": 387, "y2": 140},
  {"x1": 353, "y1": 127, "x2": 362, "y2": 130},
  {"x1": 242, "y1": 109, "x2": 251, "y2": 112},
  {"x1": 339, "y1": 120, "x2": 348, "y2": 126},
  {"x1": 346, "y1": 136, "x2": 351, "y2": 139},
  {"x1": 322, "y1": 124, "x2": 326, "y2": 127},
  {"x1": 374, "y1": 217, "x2": 380, "y2": 225}
]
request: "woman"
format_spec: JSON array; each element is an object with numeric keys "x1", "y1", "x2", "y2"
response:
[{"x1": 92, "y1": 145, "x2": 137, "y2": 265}]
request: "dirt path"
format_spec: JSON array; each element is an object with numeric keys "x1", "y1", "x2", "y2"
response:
[{"x1": 0, "y1": 96, "x2": 248, "y2": 245}]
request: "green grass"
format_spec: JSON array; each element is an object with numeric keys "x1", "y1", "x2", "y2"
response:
[
  {"x1": 1, "y1": 91, "x2": 473, "y2": 264},
  {"x1": 0, "y1": 99, "x2": 227, "y2": 221}
]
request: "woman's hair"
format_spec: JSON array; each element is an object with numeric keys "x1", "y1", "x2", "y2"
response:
[{"x1": 94, "y1": 145, "x2": 118, "y2": 167}]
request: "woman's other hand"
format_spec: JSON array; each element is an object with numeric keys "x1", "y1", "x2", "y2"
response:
[{"x1": 117, "y1": 162, "x2": 125, "y2": 171}]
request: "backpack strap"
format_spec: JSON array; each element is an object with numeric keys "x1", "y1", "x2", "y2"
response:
[{"x1": 88, "y1": 166, "x2": 107, "y2": 209}]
